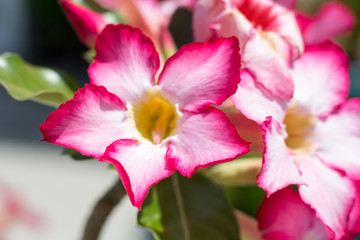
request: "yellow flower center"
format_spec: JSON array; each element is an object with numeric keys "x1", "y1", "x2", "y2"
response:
[
  {"x1": 283, "y1": 104, "x2": 317, "y2": 155},
  {"x1": 133, "y1": 89, "x2": 178, "y2": 144}
]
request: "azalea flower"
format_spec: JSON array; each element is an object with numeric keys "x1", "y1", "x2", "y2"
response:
[
  {"x1": 232, "y1": 41, "x2": 360, "y2": 238},
  {"x1": 193, "y1": 0, "x2": 304, "y2": 100},
  {"x1": 257, "y1": 187, "x2": 333, "y2": 240},
  {"x1": 40, "y1": 24, "x2": 250, "y2": 208}
]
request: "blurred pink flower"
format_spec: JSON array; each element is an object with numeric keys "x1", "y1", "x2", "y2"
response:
[
  {"x1": 257, "y1": 187, "x2": 333, "y2": 240},
  {"x1": 40, "y1": 24, "x2": 249, "y2": 208},
  {"x1": 0, "y1": 182, "x2": 43, "y2": 235},
  {"x1": 296, "y1": 1, "x2": 356, "y2": 46},
  {"x1": 193, "y1": 0, "x2": 304, "y2": 101},
  {"x1": 59, "y1": 0, "x2": 195, "y2": 56},
  {"x1": 60, "y1": 0, "x2": 107, "y2": 48}
]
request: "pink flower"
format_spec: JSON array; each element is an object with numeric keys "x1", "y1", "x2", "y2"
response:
[
  {"x1": 193, "y1": 0, "x2": 304, "y2": 100},
  {"x1": 59, "y1": 0, "x2": 107, "y2": 48},
  {"x1": 59, "y1": 0, "x2": 194, "y2": 56},
  {"x1": 296, "y1": 1, "x2": 356, "y2": 46},
  {"x1": 40, "y1": 24, "x2": 250, "y2": 208},
  {"x1": 257, "y1": 187, "x2": 334, "y2": 240},
  {"x1": 0, "y1": 182, "x2": 43, "y2": 235},
  {"x1": 347, "y1": 182, "x2": 360, "y2": 238},
  {"x1": 235, "y1": 41, "x2": 359, "y2": 238}
]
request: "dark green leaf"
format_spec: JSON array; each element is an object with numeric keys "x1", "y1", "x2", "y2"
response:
[
  {"x1": 0, "y1": 53, "x2": 78, "y2": 107},
  {"x1": 224, "y1": 186, "x2": 266, "y2": 218},
  {"x1": 139, "y1": 173, "x2": 240, "y2": 240},
  {"x1": 62, "y1": 148, "x2": 93, "y2": 160}
]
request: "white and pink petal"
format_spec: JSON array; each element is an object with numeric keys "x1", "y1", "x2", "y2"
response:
[
  {"x1": 158, "y1": 37, "x2": 241, "y2": 113},
  {"x1": 257, "y1": 117, "x2": 304, "y2": 196},
  {"x1": 88, "y1": 24, "x2": 160, "y2": 104},
  {"x1": 100, "y1": 139, "x2": 174, "y2": 209},
  {"x1": 40, "y1": 84, "x2": 133, "y2": 159},
  {"x1": 291, "y1": 41, "x2": 349, "y2": 118},
  {"x1": 298, "y1": 156, "x2": 356, "y2": 239},
  {"x1": 314, "y1": 98, "x2": 360, "y2": 180},
  {"x1": 243, "y1": 32, "x2": 294, "y2": 101},
  {"x1": 231, "y1": 70, "x2": 287, "y2": 125},
  {"x1": 166, "y1": 108, "x2": 250, "y2": 178}
]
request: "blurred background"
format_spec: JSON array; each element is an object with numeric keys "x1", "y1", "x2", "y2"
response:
[{"x1": 0, "y1": 0, "x2": 359, "y2": 239}]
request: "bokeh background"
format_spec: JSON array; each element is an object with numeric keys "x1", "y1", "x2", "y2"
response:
[{"x1": 0, "y1": 0, "x2": 359, "y2": 239}]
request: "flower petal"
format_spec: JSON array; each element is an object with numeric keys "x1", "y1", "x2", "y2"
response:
[
  {"x1": 302, "y1": 2, "x2": 356, "y2": 46},
  {"x1": 88, "y1": 24, "x2": 160, "y2": 104},
  {"x1": 243, "y1": 32, "x2": 294, "y2": 100},
  {"x1": 222, "y1": 100, "x2": 264, "y2": 154},
  {"x1": 60, "y1": 0, "x2": 106, "y2": 48},
  {"x1": 158, "y1": 37, "x2": 241, "y2": 113},
  {"x1": 40, "y1": 84, "x2": 133, "y2": 159},
  {"x1": 291, "y1": 41, "x2": 349, "y2": 118},
  {"x1": 298, "y1": 156, "x2": 356, "y2": 239},
  {"x1": 257, "y1": 187, "x2": 332, "y2": 240},
  {"x1": 314, "y1": 98, "x2": 360, "y2": 180},
  {"x1": 166, "y1": 108, "x2": 250, "y2": 178},
  {"x1": 257, "y1": 117, "x2": 304, "y2": 196},
  {"x1": 231, "y1": 70, "x2": 287, "y2": 125},
  {"x1": 192, "y1": 0, "x2": 235, "y2": 42},
  {"x1": 273, "y1": 0, "x2": 297, "y2": 9},
  {"x1": 348, "y1": 182, "x2": 360, "y2": 237},
  {"x1": 100, "y1": 139, "x2": 173, "y2": 209}
]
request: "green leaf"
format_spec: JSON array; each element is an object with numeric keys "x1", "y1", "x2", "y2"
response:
[
  {"x1": 138, "y1": 173, "x2": 240, "y2": 240},
  {"x1": 0, "y1": 53, "x2": 78, "y2": 107},
  {"x1": 62, "y1": 148, "x2": 93, "y2": 161},
  {"x1": 224, "y1": 186, "x2": 266, "y2": 218}
]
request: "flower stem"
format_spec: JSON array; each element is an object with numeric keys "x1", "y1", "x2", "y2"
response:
[
  {"x1": 171, "y1": 173, "x2": 191, "y2": 240},
  {"x1": 82, "y1": 179, "x2": 126, "y2": 240}
]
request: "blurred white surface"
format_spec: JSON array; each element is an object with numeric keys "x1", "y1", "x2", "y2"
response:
[{"x1": 0, "y1": 140, "x2": 149, "y2": 240}]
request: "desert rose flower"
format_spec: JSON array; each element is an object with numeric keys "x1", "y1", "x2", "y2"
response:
[
  {"x1": 296, "y1": 1, "x2": 355, "y2": 46},
  {"x1": 193, "y1": 0, "x2": 303, "y2": 100},
  {"x1": 60, "y1": 0, "x2": 107, "y2": 48},
  {"x1": 59, "y1": 0, "x2": 193, "y2": 57},
  {"x1": 40, "y1": 24, "x2": 250, "y2": 208},
  {"x1": 257, "y1": 187, "x2": 333, "y2": 240},
  {"x1": 233, "y1": 41, "x2": 359, "y2": 238}
]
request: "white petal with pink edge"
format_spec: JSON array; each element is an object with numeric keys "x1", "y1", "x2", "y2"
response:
[
  {"x1": 314, "y1": 98, "x2": 360, "y2": 180},
  {"x1": 166, "y1": 108, "x2": 250, "y2": 178},
  {"x1": 257, "y1": 187, "x2": 332, "y2": 240},
  {"x1": 257, "y1": 117, "x2": 304, "y2": 196},
  {"x1": 231, "y1": 70, "x2": 287, "y2": 125},
  {"x1": 243, "y1": 32, "x2": 294, "y2": 100},
  {"x1": 40, "y1": 84, "x2": 134, "y2": 159},
  {"x1": 291, "y1": 41, "x2": 349, "y2": 118},
  {"x1": 192, "y1": 0, "x2": 232, "y2": 42},
  {"x1": 298, "y1": 156, "x2": 356, "y2": 240},
  {"x1": 158, "y1": 37, "x2": 241, "y2": 113},
  {"x1": 100, "y1": 139, "x2": 174, "y2": 209},
  {"x1": 88, "y1": 24, "x2": 160, "y2": 104}
]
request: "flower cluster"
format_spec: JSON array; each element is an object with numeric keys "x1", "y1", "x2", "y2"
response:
[{"x1": 40, "y1": 0, "x2": 359, "y2": 239}]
